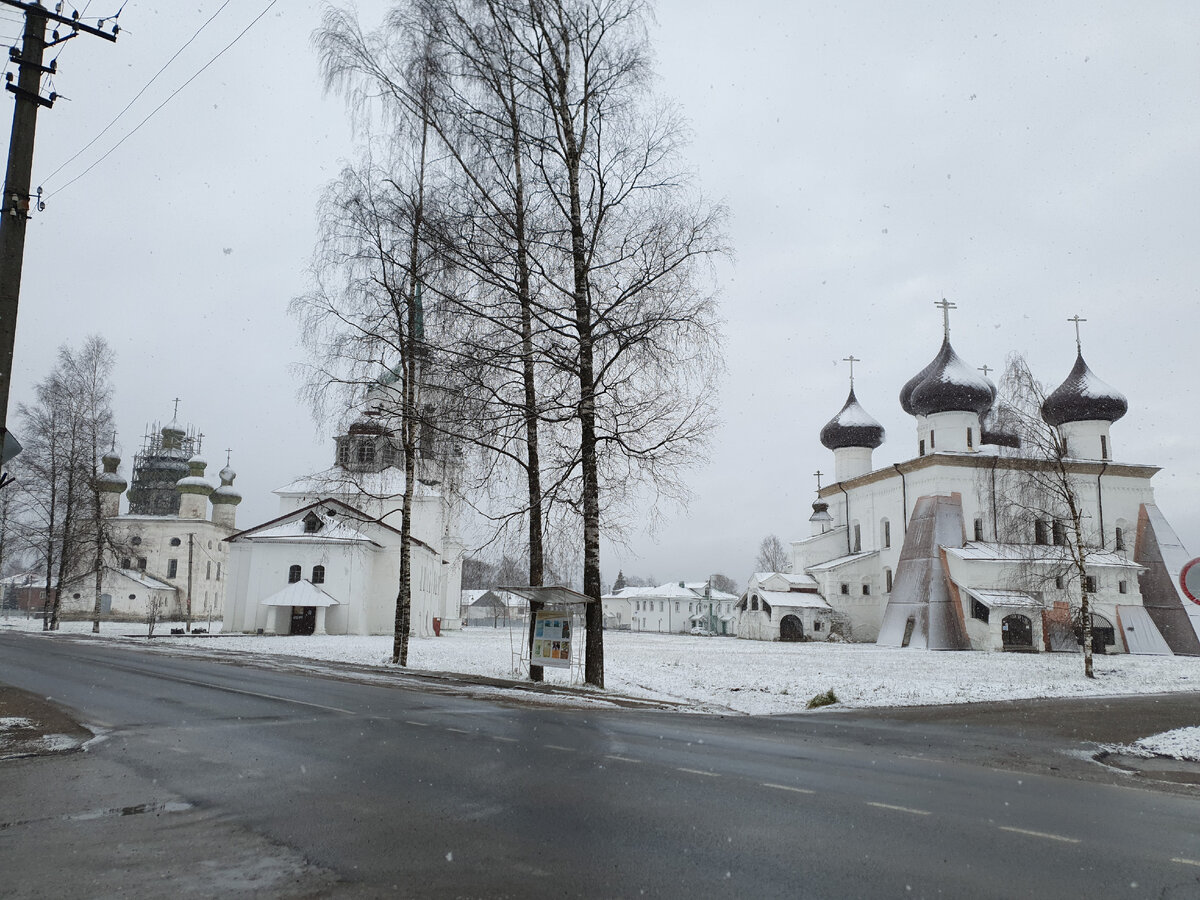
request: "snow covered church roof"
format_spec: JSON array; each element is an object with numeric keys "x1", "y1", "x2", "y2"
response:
[
  {"x1": 820, "y1": 388, "x2": 885, "y2": 450},
  {"x1": 1041, "y1": 352, "x2": 1128, "y2": 427},
  {"x1": 904, "y1": 338, "x2": 995, "y2": 418}
]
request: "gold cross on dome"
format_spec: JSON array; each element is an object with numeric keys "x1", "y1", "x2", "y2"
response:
[
  {"x1": 172, "y1": 397, "x2": 181, "y2": 419},
  {"x1": 814, "y1": 470, "x2": 823, "y2": 492}
]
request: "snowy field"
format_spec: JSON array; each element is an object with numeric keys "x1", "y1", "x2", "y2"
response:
[{"x1": 5, "y1": 614, "x2": 1200, "y2": 721}]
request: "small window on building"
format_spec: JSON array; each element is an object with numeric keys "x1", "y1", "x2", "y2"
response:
[
  {"x1": 1055, "y1": 575, "x2": 1065, "y2": 589},
  {"x1": 659, "y1": 601, "x2": 664, "y2": 612},
  {"x1": 128, "y1": 594, "x2": 136, "y2": 600},
  {"x1": 1114, "y1": 527, "x2": 1125, "y2": 551},
  {"x1": 1100, "y1": 434, "x2": 1109, "y2": 460},
  {"x1": 1052, "y1": 521, "x2": 1066, "y2": 546},
  {"x1": 167, "y1": 559, "x2": 178, "y2": 579},
  {"x1": 967, "y1": 428, "x2": 973, "y2": 449},
  {"x1": 131, "y1": 536, "x2": 142, "y2": 546},
  {"x1": 862, "y1": 584, "x2": 870, "y2": 596},
  {"x1": 337, "y1": 441, "x2": 351, "y2": 466},
  {"x1": 170, "y1": 537, "x2": 182, "y2": 547},
  {"x1": 208, "y1": 540, "x2": 213, "y2": 550},
  {"x1": 813, "y1": 621, "x2": 823, "y2": 632},
  {"x1": 120, "y1": 557, "x2": 131, "y2": 569},
  {"x1": 72, "y1": 592, "x2": 81, "y2": 599},
  {"x1": 1119, "y1": 580, "x2": 1128, "y2": 594},
  {"x1": 840, "y1": 583, "x2": 850, "y2": 595},
  {"x1": 970, "y1": 598, "x2": 990, "y2": 623},
  {"x1": 216, "y1": 562, "x2": 221, "y2": 580},
  {"x1": 675, "y1": 601, "x2": 680, "y2": 612},
  {"x1": 1084, "y1": 575, "x2": 1097, "y2": 593},
  {"x1": 853, "y1": 523, "x2": 861, "y2": 553},
  {"x1": 919, "y1": 439, "x2": 926, "y2": 457},
  {"x1": 288, "y1": 564, "x2": 302, "y2": 584},
  {"x1": 206, "y1": 561, "x2": 212, "y2": 580},
  {"x1": 303, "y1": 512, "x2": 323, "y2": 533},
  {"x1": 929, "y1": 430, "x2": 935, "y2": 450},
  {"x1": 356, "y1": 441, "x2": 375, "y2": 465},
  {"x1": 312, "y1": 565, "x2": 325, "y2": 584},
  {"x1": 751, "y1": 596, "x2": 759, "y2": 611},
  {"x1": 1034, "y1": 519, "x2": 1049, "y2": 545},
  {"x1": 974, "y1": 518, "x2": 984, "y2": 541},
  {"x1": 137, "y1": 557, "x2": 147, "y2": 570},
  {"x1": 885, "y1": 568, "x2": 893, "y2": 592},
  {"x1": 882, "y1": 519, "x2": 890, "y2": 549}
]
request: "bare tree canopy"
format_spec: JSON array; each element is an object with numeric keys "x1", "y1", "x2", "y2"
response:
[
  {"x1": 310, "y1": 0, "x2": 728, "y2": 687},
  {"x1": 755, "y1": 534, "x2": 789, "y2": 574}
]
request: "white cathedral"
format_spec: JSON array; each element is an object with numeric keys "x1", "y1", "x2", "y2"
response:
[
  {"x1": 738, "y1": 307, "x2": 1200, "y2": 656},
  {"x1": 222, "y1": 416, "x2": 463, "y2": 638}
]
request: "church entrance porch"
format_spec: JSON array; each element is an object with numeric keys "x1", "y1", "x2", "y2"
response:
[
  {"x1": 780, "y1": 614, "x2": 804, "y2": 642},
  {"x1": 1001, "y1": 614, "x2": 1035, "y2": 651},
  {"x1": 290, "y1": 606, "x2": 316, "y2": 636}
]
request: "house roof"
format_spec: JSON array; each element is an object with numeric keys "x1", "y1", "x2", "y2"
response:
[
  {"x1": 228, "y1": 498, "x2": 425, "y2": 549},
  {"x1": 805, "y1": 550, "x2": 880, "y2": 573},
  {"x1": 259, "y1": 580, "x2": 340, "y2": 608},
  {"x1": 962, "y1": 587, "x2": 1043, "y2": 610},
  {"x1": 946, "y1": 542, "x2": 1144, "y2": 570},
  {"x1": 757, "y1": 589, "x2": 832, "y2": 610}
]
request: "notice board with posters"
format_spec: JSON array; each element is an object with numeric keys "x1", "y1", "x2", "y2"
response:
[{"x1": 531, "y1": 609, "x2": 572, "y2": 669}]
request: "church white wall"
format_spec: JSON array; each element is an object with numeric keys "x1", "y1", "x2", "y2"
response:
[
  {"x1": 1059, "y1": 420, "x2": 1113, "y2": 461},
  {"x1": 924, "y1": 410, "x2": 981, "y2": 454}
]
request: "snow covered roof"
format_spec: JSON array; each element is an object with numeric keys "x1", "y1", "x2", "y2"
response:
[
  {"x1": 460, "y1": 589, "x2": 489, "y2": 604},
  {"x1": 1115, "y1": 605, "x2": 1173, "y2": 655},
  {"x1": 756, "y1": 589, "x2": 831, "y2": 610},
  {"x1": 275, "y1": 467, "x2": 439, "y2": 500},
  {"x1": 962, "y1": 587, "x2": 1043, "y2": 610},
  {"x1": 115, "y1": 568, "x2": 175, "y2": 591},
  {"x1": 260, "y1": 580, "x2": 340, "y2": 608},
  {"x1": 682, "y1": 582, "x2": 739, "y2": 601},
  {"x1": 229, "y1": 499, "x2": 409, "y2": 547},
  {"x1": 820, "y1": 387, "x2": 885, "y2": 450},
  {"x1": 904, "y1": 338, "x2": 994, "y2": 418},
  {"x1": 805, "y1": 550, "x2": 879, "y2": 573},
  {"x1": 1041, "y1": 352, "x2": 1128, "y2": 426},
  {"x1": 243, "y1": 516, "x2": 381, "y2": 546},
  {"x1": 946, "y1": 542, "x2": 1144, "y2": 570}
]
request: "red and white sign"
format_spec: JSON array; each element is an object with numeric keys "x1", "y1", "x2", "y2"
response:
[{"x1": 1180, "y1": 558, "x2": 1200, "y2": 605}]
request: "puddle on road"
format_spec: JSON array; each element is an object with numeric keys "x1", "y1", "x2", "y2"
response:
[
  {"x1": 0, "y1": 799, "x2": 194, "y2": 831},
  {"x1": 69, "y1": 800, "x2": 195, "y2": 821}
]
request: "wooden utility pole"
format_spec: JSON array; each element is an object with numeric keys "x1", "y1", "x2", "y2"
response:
[{"x1": 0, "y1": 2, "x2": 117, "y2": 459}]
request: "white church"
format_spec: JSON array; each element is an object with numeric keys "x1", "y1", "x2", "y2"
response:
[
  {"x1": 60, "y1": 418, "x2": 241, "y2": 623},
  {"x1": 222, "y1": 416, "x2": 464, "y2": 637},
  {"x1": 739, "y1": 305, "x2": 1200, "y2": 656}
]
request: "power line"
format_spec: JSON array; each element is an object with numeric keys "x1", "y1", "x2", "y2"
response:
[
  {"x1": 39, "y1": 0, "x2": 232, "y2": 188},
  {"x1": 43, "y1": 0, "x2": 277, "y2": 201}
]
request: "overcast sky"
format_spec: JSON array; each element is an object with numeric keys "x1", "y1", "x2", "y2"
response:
[{"x1": 5, "y1": 1, "x2": 1199, "y2": 588}]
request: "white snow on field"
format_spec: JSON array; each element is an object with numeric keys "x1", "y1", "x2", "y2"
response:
[
  {"x1": 0, "y1": 716, "x2": 35, "y2": 730},
  {"x1": 5, "y1": 615, "x2": 1200, "y2": 715}
]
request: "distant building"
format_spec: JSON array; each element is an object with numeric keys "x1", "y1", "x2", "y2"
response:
[
  {"x1": 59, "y1": 418, "x2": 240, "y2": 622},
  {"x1": 604, "y1": 581, "x2": 738, "y2": 634}
]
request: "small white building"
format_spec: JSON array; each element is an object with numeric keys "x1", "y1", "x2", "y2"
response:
[
  {"x1": 736, "y1": 572, "x2": 833, "y2": 641},
  {"x1": 223, "y1": 419, "x2": 463, "y2": 637}
]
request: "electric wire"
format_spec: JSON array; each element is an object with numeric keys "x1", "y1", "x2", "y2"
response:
[
  {"x1": 43, "y1": 0, "x2": 277, "y2": 201},
  {"x1": 39, "y1": 0, "x2": 232, "y2": 189}
]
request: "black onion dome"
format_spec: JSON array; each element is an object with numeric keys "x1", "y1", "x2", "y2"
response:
[
  {"x1": 820, "y1": 388, "x2": 885, "y2": 450},
  {"x1": 908, "y1": 338, "x2": 995, "y2": 417},
  {"x1": 1041, "y1": 352, "x2": 1128, "y2": 426},
  {"x1": 899, "y1": 351, "x2": 941, "y2": 415}
]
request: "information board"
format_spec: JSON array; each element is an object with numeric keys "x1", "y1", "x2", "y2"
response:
[{"x1": 531, "y1": 610, "x2": 572, "y2": 669}]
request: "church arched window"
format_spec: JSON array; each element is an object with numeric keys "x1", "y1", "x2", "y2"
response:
[
  {"x1": 1034, "y1": 519, "x2": 1049, "y2": 545},
  {"x1": 884, "y1": 568, "x2": 893, "y2": 592},
  {"x1": 288, "y1": 565, "x2": 302, "y2": 584},
  {"x1": 356, "y1": 441, "x2": 375, "y2": 466},
  {"x1": 312, "y1": 565, "x2": 325, "y2": 584},
  {"x1": 880, "y1": 518, "x2": 890, "y2": 549}
]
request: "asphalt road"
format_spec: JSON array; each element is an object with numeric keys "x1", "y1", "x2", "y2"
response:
[{"x1": 2, "y1": 632, "x2": 1200, "y2": 899}]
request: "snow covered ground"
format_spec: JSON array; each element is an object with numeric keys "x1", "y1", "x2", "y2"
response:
[{"x1": 5, "y1": 614, "x2": 1200, "y2": 720}]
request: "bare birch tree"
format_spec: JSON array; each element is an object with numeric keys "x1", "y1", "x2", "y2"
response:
[
  {"x1": 995, "y1": 353, "x2": 1101, "y2": 678},
  {"x1": 755, "y1": 534, "x2": 790, "y2": 574}
]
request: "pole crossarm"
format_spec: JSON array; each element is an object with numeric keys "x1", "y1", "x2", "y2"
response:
[{"x1": 0, "y1": 1, "x2": 119, "y2": 42}]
